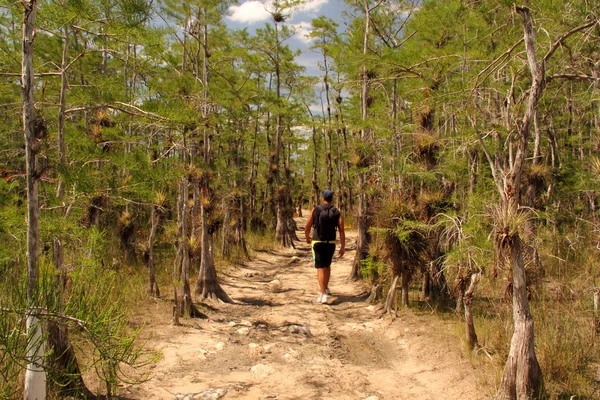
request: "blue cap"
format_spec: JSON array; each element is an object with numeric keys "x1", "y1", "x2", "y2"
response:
[{"x1": 322, "y1": 190, "x2": 334, "y2": 201}]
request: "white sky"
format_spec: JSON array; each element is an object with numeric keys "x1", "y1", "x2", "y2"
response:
[{"x1": 227, "y1": 0, "x2": 333, "y2": 25}]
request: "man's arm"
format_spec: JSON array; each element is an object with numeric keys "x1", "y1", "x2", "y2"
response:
[
  {"x1": 338, "y1": 215, "x2": 345, "y2": 258},
  {"x1": 304, "y1": 208, "x2": 315, "y2": 244}
]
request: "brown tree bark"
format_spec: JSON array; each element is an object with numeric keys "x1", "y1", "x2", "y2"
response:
[
  {"x1": 464, "y1": 272, "x2": 480, "y2": 351},
  {"x1": 383, "y1": 275, "x2": 399, "y2": 315},
  {"x1": 350, "y1": 0, "x2": 385, "y2": 280},
  {"x1": 56, "y1": 17, "x2": 69, "y2": 199},
  {"x1": 401, "y1": 268, "x2": 411, "y2": 307},
  {"x1": 496, "y1": 7, "x2": 546, "y2": 399},
  {"x1": 193, "y1": 10, "x2": 232, "y2": 302},
  {"x1": 147, "y1": 204, "x2": 160, "y2": 297},
  {"x1": 496, "y1": 236, "x2": 543, "y2": 400}
]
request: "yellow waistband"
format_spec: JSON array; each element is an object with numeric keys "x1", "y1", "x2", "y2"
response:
[{"x1": 311, "y1": 240, "x2": 336, "y2": 244}]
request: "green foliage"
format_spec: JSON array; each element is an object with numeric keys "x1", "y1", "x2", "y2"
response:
[
  {"x1": 1, "y1": 0, "x2": 599, "y2": 395},
  {"x1": 0, "y1": 253, "x2": 158, "y2": 397},
  {"x1": 360, "y1": 254, "x2": 386, "y2": 278}
]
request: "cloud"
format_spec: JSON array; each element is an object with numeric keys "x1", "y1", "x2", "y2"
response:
[
  {"x1": 227, "y1": 0, "x2": 330, "y2": 25},
  {"x1": 297, "y1": 0, "x2": 329, "y2": 14},
  {"x1": 227, "y1": 1, "x2": 271, "y2": 24},
  {"x1": 290, "y1": 22, "x2": 313, "y2": 44}
]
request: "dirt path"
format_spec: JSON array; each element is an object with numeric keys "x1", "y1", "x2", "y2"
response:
[{"x1": 122, "y1": 217, "x2": 481, "y2": 400}]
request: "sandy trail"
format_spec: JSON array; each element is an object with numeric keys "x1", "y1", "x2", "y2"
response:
[{"x1": 122, "y1": 216, "x2": 481, "y2": 400}]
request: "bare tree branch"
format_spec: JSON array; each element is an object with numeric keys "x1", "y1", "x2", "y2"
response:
[{"x1": 543, "y1": 19, "x2": 598, "y2": 65}]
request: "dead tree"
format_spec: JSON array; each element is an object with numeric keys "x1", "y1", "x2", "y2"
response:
[{"x1": 473, "y1": 7, "x2": 598, "y2": 399}]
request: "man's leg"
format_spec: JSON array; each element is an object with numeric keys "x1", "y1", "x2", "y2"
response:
[{"x1": 317, "y1": 267, "x2": 331, "y2": 294}]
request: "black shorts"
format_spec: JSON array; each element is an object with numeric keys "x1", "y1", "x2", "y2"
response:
[{"x1": 311, "y1": 241, "x2": 336, "y2": 268}]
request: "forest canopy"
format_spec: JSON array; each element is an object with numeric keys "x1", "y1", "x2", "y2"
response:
[{"x1": 1, "y1": 0, "x2": 600, "y2": 398}]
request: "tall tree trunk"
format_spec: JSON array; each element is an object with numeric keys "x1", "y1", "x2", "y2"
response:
[
  {"x1": 350, "y1": 0, "x2": 376, "y2": 280},
  {"x1": 383, "y1": 275, "x2": 399, "y2": 315},
  {"x1": 496, "y1": 7, "x2": 546, "y2": 398},
  {"x1": 173, "y1": 178, "x2": 189, "y2": 317},
  {"x1": 322, "y1": 49, "x2": 334, "y2": 191},
  {"x1": 248, "y1": 100, "x2": 260, "y2": 219},
  {"x1": 22, "y1": 1, "x2": 47, "y2": 398},
  {"x1": 401, "y1": 268, "x2": 411, "y2": 307},
  {"x1": 56, "y1": 21, "x2": 69, "y2": 199},
  {"x1": 497, "y1": 236, "x2": 543, "y2": 399},
  {"x1": 271, "y1": 21, "x2": 296, "y2": 248},
  {"x1": 147, "y1": 204, "x2": 160, "y2": 297},
  {"x1": 194, "y1": 12, "x2": 232, "y2": 302},
  {"x1": 196, "y1": 203, "x2": 233, "y2": 302},
  {"x1": 311, "y1": 122, "x2": 320, "y2": 207},
  {"x1": 464, "y1": 272, "x2": 480, "y2": 351},
  {"x1": 172, "y1": 179, "x2": 184, "y2": 326}
]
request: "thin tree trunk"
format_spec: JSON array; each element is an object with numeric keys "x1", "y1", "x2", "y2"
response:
[
  {"x1": 350, "y1": 0, "x2": 374, "y2": 280},
  {"x1": 383, "y1": 275, "x2": 399, "y2": 315},
  {"x1": 464, "y1": 272, "x2": 480, "y2": 350},
  {"x1": 22, "y1": 1, "x2": 47, "y2": 398},
  {"x1": 147, "y1": 204, "x2": 160, "y2": 297},
  {"x1": 496, "y1": 7, "x2": 546, "y2": 398},
  {"x1": 401, "y1": 269, "x2": 411, "y2": 307},
  {"x1": 47, "y1": 240, "x2": 93, "y2": 398},
  {"x1": 594, "y1": 288, "x2": 600, "y2": 336},
  {"x1": 421, "y1": 267, "x2": 430, "y2": 300},
  {"x1": 237, "y1": 192, "x2": 249, "y2": 258},
  {"x1": 222, "y1": 198, "x2": 230, "y2": 257},
  {"x1": 249, "y1": 101, "x2": 260, "y2": 218},
  {"x1": 312, "y1": 124, "x2": 319, "y2": 206},
  {"x1": 173, "y1": 178, "x2": 188, "y2": 318},
  {"x1": 56, "y1": 21, "x2": 69, "y2": 199},
  {"x1": 193, "y1": 11, "x2": 232, "y2": 303}
]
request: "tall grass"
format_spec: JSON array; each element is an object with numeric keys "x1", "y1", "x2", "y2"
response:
[{"x1": 466, "y1": 222, "x2": 600, "y2": 399}]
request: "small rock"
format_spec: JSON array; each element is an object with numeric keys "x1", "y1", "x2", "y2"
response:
[
  {"x1": 228, "y1": 321, "x2": 237, "y2": 327},
  {"x1": 237, "y1": 327, "x2": 250, "y2": 335},
  {"x1": 240, "y1": 320, "x2": 252, "y2": 327},
  {"x1": 269, "y1": 279, "x2": 282, "y2": 293},
  {"x1": 249, "y1": 343, "x2": 262, "y2": 355},
  {"x1": 263, "y1": 394, "x2": 279, "y2": 399},
  {"x1": 263, "y1": 343, "x2": 277, "y2": 352},
  {"x1": 250, "y1": 363, "x2": 274, "y2": 377},
  {"x1": 191, "y1": 388, "x2": 228, "y2": 399},
  {"x1": 364, "y1": 397, "x2": 379, "y2": 400},
  {"x1": 287, "y1": 324, "x2": 312, "y2": 336},
  {"x1": 196, "y1": 348, "x2": 208, "y2": 360},
  {"x1": 284, "y1": 348, "x2": 298, "y2": 361},
  {"x1": 214, "y1": 342, "x2": 225, "y2": 351},
  {"x1": 244, "y1": 272, "x2": 254, "y2": 277}
]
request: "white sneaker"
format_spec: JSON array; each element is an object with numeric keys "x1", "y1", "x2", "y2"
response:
[
  {"x1": 320, "y1": 294, "x2": 328, "y2": 304},
  {"x1": 325, "y1": 288, "x2": 331, "y2": 295},
  {"x1": 316, "y1": 294, "x2": 324, "y2": 303}
]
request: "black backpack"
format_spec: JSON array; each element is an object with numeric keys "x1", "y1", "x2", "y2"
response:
[{"x1": 313, "y1": 204, "x2": 340, "y2": 241}]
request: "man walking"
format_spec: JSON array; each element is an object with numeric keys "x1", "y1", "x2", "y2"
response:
[{"x1": 304, "y1": 190, "x2": 345, "y2": 304}]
